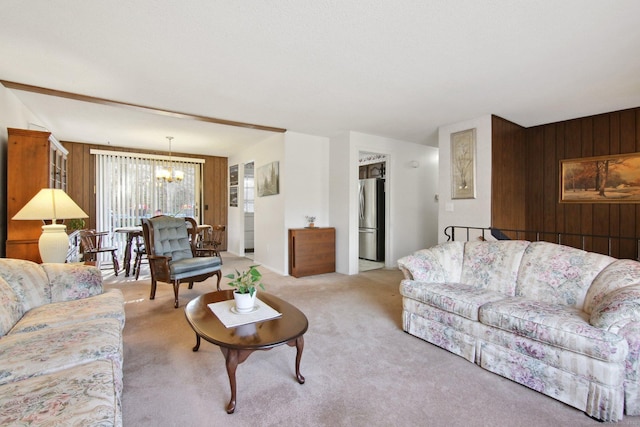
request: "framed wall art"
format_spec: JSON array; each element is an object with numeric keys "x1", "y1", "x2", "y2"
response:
[
  {"x1": 451, "y1": 128, "x2": 476, "y2": 199},
  {"x1": 229, "y1": 186, "x2": 238, "y2": 207},
  {"x1": 561, "y1": 152, "x2": 640, "y2": 203},
  {"x1": 229, "y1": 164, "x2": 239, "y2": 186},
  {"x1": 257, "y1": 161, "x2": 279, "y2": 197}
]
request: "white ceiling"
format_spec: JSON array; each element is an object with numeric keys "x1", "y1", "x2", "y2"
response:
[{"x1": 1, "y1": 1, "x2": 639, "y2": 157}]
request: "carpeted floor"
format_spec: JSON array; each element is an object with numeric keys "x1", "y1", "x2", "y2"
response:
[{"x1": 105, "y1": 254, "x2": 639, "y2": 426}]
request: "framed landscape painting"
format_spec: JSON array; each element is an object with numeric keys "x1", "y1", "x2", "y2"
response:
[
  {"x1": 257, "y1": 161, "x2": 279, "y2": 197},
  {"x1": 561, "y1": 152, "x2": 640, "y2": 203}
]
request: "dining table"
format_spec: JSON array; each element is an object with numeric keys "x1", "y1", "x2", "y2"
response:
[{"x1": 114, "y1": 226, "x2": 143, "y2": 277}]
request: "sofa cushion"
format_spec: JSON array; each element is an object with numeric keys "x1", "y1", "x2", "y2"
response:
[
  {"x1": 0, "y1": 317, "x2": 122, "y2": 387},
  {"x1": 0, "y1": 259, "x2": 50, "y2": 312},
  {"x1": 9, "y1": 289, "x2": 125, "y2": 334},
  {"x1": 400, "y1": 280, "x2": 506, "y2": 321},
  {"x1": 480, "y1": 297, "x2": 628, "y2": 363},
  {"x1": 0, "y1": 359, "x2": 121, "y2": 427},
  {"x1": 590, "y1": 285, "x2": 640, "y2": 333},
  {"x1": 0, "y1": 277, "x2": 23, "y2": 337},
  {"x1": 584, "y1": 259, "x2": 640, "y2": 315},
  {"x1": 460, "y1": 240, "x2": 530, "y2": 296},
  {"x1": 515, "y1": 242, "x2": 615, "y2": 309},
  {"x1": 41, "y1": 263, "x2": 104, "y2": 302}
]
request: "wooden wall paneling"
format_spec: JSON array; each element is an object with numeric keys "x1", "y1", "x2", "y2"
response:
[
  {"x1": 619, "y1": 110, "x2": 638, "y2": 258},
  {"x1": 525, "y1": 126, "x2": 545, "y2": 240},
  {"x1": 591, "y1": 114, "x2": 611, "y2": 255},
  {"x1": 578, "y1": 117, "x2": 594, "y2": 251},
  {"x1": 555, "y1": 122, "x2": 566, "y2": 241},
  {"x1": 542, "y1": 124, "x2": 558, "y2": 242},
  {"x1": 563, "y1": 120, "x2": 583, "y2": 250},
  {"x1": 490, "y1": 116, "x2": 526, "y2": 236},
  {"x1": 609, "y1": 112, "x2": 621, "y2": 257}
]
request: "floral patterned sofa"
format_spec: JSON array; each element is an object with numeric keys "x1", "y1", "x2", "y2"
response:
[
  {"x1": 0, "y1": 258, "x2": 125, "y2": 426},
  {"x1": 398, "y1": 240, "x2": 640, "y2": 422}
]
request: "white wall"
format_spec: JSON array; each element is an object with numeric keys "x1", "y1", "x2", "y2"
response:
[
  {"x1": 0, "y1": 85, "x2": 44, "y2": 255},
  {"x1": 330, "y1": 131, "x2": 439, "y2": 275},
  {"x1": 437, "y1": 115, "x2": 492, "y2": 242},
  {"x1": 227, "y1": 131, "x2": 330, "y2": 276}
]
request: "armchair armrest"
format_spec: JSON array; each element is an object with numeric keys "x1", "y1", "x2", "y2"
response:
[
  {"x1": 41, "y1": 263, "x2": 103, "y2": 302},
  {"x1": 147, "y1": 254, "x2": 172, "y2": 281}
]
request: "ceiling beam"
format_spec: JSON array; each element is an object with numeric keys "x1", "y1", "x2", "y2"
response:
[{"x1": 0, "y1": 80, "x2": 287, "y2": 133}]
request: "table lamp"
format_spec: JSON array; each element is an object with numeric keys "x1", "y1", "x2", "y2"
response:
[{"x1": 12, "y1": 188, "x2": 88, "y2": 263}]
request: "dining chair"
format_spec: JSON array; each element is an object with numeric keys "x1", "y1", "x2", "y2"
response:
[
  {"x1": 79, "y1": 229, "x2": 120, "y2": 275},
  {"x1": 195, "y1": 224, "x2": 226, "y2": 264}
]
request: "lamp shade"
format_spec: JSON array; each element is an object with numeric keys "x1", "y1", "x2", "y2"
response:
[
  {"x1": 12, "y1": 189, "x2": 88, "y2": 263},
  {"x1": 12, "y1": 188, "x2": 88, "y2": 221}
]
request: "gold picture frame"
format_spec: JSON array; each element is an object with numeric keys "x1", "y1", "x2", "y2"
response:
[
  {"x1": 561, "y1": 152, "x2": 640, "y2": 203},
  {"x1": 451, "y1": 128, "x2": 476, "y2": 199}
]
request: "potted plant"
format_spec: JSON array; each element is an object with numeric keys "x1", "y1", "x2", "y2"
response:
[
  {"x1": 67, "y1": 218, "x2": 86, "y2": 231},
  {"x1": 305, "y1": 215, "x2": 316, "y2": 228},
  {"x1": 225, "y1": 265, "x2": 265, "y2": 313}
]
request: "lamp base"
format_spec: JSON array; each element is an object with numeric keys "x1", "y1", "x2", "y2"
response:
[{"x1": 39, "y1": 224, "x2": 69, "y2": 263}]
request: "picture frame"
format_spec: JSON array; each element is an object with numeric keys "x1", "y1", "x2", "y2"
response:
[
  {"x1": 451, "y1": 128, "x2": 476, "y2": 199},
  {"x1": 257, "y1": 161, "x2": 279, "y2": 197},
  {"x1": 229, "y1": 186, "x2": 238, "y2": 207},
  {"x1": 560, "y1": 152, "x2": 640, "y2": 203},
  {"x1": 229, "y1": 164, "x2": 239, "y2": 186}
]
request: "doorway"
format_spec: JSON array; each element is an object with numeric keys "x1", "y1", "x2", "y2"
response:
[
  {"x1": 244, "y1": 162, "x2": 255, "y2": 257},
  {"x1": 358, "y1": 152, "x2": 387, "y2": 272}
]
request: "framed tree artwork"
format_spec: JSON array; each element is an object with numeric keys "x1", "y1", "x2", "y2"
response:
[
  {"x1": 560, "y1": 152, "x2": 640, "y2": 203},
  {"x1": 451, "y1": 128, "x2": 476, "y2": 199}
]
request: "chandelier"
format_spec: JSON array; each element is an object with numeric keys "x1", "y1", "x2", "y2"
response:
[{"x1": 156, "y1": 136, "x2": 184, "y2": 183}]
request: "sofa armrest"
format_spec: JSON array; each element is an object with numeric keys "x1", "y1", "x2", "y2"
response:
[
  {"x1": 397, "y1": 250, "x2": 446, "y2": 283},
  {"x1": 41, "y1": 264, "x2": 104, "y2": 303},
  {"x1": 590, "y1": 284, "x2": 640, "y2": 333}
]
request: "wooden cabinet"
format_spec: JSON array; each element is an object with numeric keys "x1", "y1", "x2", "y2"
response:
[
  {"x1": 288, "y1": 227, "x2": 335, "y2": 278},
  {"x1": 6, "y1": 128, "x2": 69, "y2": 262}
]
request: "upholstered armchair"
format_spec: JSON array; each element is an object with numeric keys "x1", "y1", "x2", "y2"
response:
[{"x1": 141, "y1": 215, "x2": 222, "y2": 308}]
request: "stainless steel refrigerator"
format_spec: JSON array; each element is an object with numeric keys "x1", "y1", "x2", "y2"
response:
[{"x1": 359, "y1": 178, "x2": 385, "y2": 261}]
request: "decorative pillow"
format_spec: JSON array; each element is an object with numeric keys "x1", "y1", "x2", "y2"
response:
[
  {"x1": 0, "y1": 277, "x2": 23, "y2": 337},
  {"x1": 460, "y1": 240, "x2": 530, "y2": 296},
  {"x1": 42, "y1": 264, "x2": 103, "y2": 302},
  {"x1": 516, "y1": 242, "x2": 614, "y2": 308},
  {"x1": 0, "y1": 259, "x2": 50, "y2": 312},
  {"x1": 590, "y1": 284, "x2": 640, "y2": 333},
  {"x1": 584, "y1": 259, "x2": 640, "y2": 314},
  {"x1": 427, "y1": 241, "x2": 465, "y2": 282},
  {"x1": 397, "y1": 250, "x2": 445, "y2": 283}
]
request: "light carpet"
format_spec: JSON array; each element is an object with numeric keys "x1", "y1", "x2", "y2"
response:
[{"x1": 105, "y1": 254, "x2": 639, "y2": 427}]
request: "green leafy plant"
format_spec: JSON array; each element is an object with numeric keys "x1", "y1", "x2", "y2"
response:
[
  {"x1": 224, "y1": 265, "x2": 265, "y2": 296},
  {"x1": 67, "y1": 218, "x2": 86, "y2": 230}
]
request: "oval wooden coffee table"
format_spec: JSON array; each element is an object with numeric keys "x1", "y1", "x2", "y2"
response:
[{"x1": 184, "y1": 290, "x2": 308, "y2": 414}]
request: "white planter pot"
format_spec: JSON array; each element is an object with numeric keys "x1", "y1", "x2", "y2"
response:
[{"x1": 233, "y1": 290, "x2": 257, "y2": 313}]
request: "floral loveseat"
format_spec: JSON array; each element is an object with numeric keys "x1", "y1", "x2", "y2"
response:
[
  {"x1": 397, "y1": 240, "x2": 640, "y2": 422},
  {"x1": 0, "y1": 258, "x2": 125, "y2": 426}
]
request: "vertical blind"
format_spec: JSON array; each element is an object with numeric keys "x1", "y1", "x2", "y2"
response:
[{"x1": 91, "y1": 149, "x2": 204, "y2": 253}]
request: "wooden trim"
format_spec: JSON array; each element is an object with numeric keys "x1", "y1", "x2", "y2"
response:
[{"x1": 1, "y1": 80, "x2": 287, "y2": 133}]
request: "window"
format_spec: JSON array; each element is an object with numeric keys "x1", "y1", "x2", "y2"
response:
[{"x1": 92, "y1": 149, "x2": 204, "y2": 252}]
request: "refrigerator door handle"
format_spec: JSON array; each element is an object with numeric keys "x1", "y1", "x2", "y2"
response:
[{"x1": 359, "y1": 184, "x2": 365, "y2": 221}]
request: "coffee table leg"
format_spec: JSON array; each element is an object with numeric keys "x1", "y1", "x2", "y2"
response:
[
  {"x1": 192, "y1": 334, "x2": 201, "y2": 352},
  {"x1": 223, "y1": 348, "x2": 238, "y2": 414},
  {"x1": 287, "y1": 335, "x2": 305, "y2": 384}
]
